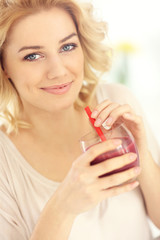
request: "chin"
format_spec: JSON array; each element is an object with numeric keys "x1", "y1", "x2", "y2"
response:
[{"x1": 49, "y1": 99, "x2": 76, "y2": 113}]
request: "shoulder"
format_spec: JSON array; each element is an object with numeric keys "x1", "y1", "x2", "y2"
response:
[
  {"x1": 0, "y1": 129, "x2": 6, "y2": 151},
  {"x1": 97, "y1": 82, "x2": 134, "y2": 100},
  {"x1": 0, "y1": 128, "x2": 12, "y2": 169},
  {"x1": 0, "y1": 130, "x2": 10, "y2": 186}
]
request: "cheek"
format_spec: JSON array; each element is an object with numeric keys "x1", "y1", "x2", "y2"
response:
[
  {"x1": 71, "y1": 51, "x2": 84, "y2": 77},
  {"x1": 9, "y1": 71, "x2": 32, "y2": 92},
  {"x1": 4, "y1": 53, "x2": 42, "y2": 85},
  {"x1": 78, "y1": 51, "x2": 84, "y2": 76},
  {"x1": 6, "y1": 61, "x2": 42, "y2": 90}
]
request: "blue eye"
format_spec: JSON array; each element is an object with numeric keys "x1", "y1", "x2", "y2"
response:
[
  {"x1": 61, "y1": 43, "x2": 77, "y2": 53},
  {"x1": 24, "y1": 53, "x2": 41, "y2": 61}
]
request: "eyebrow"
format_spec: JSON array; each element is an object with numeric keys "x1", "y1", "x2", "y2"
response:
[
  {"x1": 18, "y1": 45, "x2": 43, "y2": 53},
  {"x1": 18, "y1": 32, "x2": 78, "y2": 53},
  {"x1": 59, "y1": 32, "x2": 77, "y2": 43}
]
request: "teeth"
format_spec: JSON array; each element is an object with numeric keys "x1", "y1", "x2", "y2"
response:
[
  {"x1": 55, "y1": 86, "x2": 64, "y2": 89},
  {"x1": 51, "y1": 84, "x2": 68, "y2": 89},
  {"x1": 60, "y1": 85, "x2": 67, "y2": 89}
]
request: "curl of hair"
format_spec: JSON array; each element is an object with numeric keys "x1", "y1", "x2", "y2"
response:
[{"x1": 0, "y1": 0, "x2": 112, "y2": 133}]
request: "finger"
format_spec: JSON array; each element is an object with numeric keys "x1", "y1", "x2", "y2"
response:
[
  {"x1": 101, "y1": 180, "x2": 139, "y2": 199},
  {"x1": 123, "y1": 112, "x2": 142, "y2": 126},
  {"x1": 77, "y1": 139, "x2": 122, "y2": 166},
  {"x1": 94, "y1": 102, "x2": 120, "y2": 127},
  {"x1": 91, "y1": 152, "x2": 137, "y2": 177},
  {"x1": 91, "y1": 99, "x2": 113, "y2": 118},
  {"x1": 102, "y1": 104, "x2": 134, "y2": 128},
  {"x1": 122, "y1": 113, "x2": 146, "y2": 144},
  {"x1": 98, "y1": 165, "x2": 141, "y2": 190}
]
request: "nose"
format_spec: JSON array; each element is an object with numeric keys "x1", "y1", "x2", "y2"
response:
[{"x1": 46, "y1": 55, "x2": 68, "y2": 80}]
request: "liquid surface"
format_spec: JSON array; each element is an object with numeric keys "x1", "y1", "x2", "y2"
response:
[{"x1": 90, "y1": 137, "x2": 139, "y2": 177}]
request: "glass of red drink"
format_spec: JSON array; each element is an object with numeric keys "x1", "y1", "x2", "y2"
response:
[{"x1": 80, "y1": 124, "x2": 139, "y2": 177}]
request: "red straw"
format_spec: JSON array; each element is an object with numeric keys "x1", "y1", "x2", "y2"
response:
[{"x1": 85, "y1": 106, "x2": 106, "y2": 142}]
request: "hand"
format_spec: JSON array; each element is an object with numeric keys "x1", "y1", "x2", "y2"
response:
[
  {"x1": 91, "y1": 99, "x2": 148, "y2": 151},
  {"x1": 56, "y1": 139, "x2": 140, "y2": 216}
]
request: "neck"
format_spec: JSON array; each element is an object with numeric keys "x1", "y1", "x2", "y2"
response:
[{"x1": 19, "y1": 105, "x2": 87, "y2": 145}]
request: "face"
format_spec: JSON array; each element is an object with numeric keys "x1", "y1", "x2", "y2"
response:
[{"x1": 3, "y1": 7, "x2": 84, "y2": 114}]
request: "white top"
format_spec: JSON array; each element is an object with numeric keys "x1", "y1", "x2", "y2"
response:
[{"x1": 0, "y1": 83, "x2": 159, "y2": 240}]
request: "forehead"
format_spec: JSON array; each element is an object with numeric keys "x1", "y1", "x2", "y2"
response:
[{"x1": 6, "y1": 7, "x2": 77, "y2": 47}]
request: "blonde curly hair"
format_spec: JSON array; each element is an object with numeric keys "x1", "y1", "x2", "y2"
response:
[{"x1": 0, "y1": 0, "x2": 112, "y2": 133}]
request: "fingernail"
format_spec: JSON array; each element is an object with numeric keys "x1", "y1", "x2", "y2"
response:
[
  {"x1": 123, "y1": 113, "x2": 132, "y2": 118},
  {"x1": 102, "y1": 124, "x2": 111, "y2": 130},
  {"x1": 105, "y1": 117, "x2": 113, "y2": 125},
  {"x1": 102, "y1": 117, "x2": 113, "y2": 130},
  {"x1": 134, "y1": 167, "x2": 141, "y2": 174},
  {"x1": 131, "y1": 181, "x2": 139, "y2": 188},
  {"x1": 129, "y1": 153, "x2": 137, "y2": 160},
  {"x1": 94, "y1": 118, "x2": 102, "y2": 127},
  {"x1": 112, "y1": 139, "x2": 122, "y2": 146},
  {"x1": 91, "y1": 110, "x2": 98, "y2": 118}
]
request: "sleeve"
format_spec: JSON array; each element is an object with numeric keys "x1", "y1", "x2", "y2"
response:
[
  {"x1": 0, "y1": 147, "x2": 29, "y2": 240},
  {"x1": 100, "y1": 83, "x2": 160, "y2": 165}
]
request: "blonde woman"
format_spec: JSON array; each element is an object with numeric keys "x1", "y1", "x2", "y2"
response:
[{"x1": 0, "y1": 0, "x2": 160, "y2": 239}]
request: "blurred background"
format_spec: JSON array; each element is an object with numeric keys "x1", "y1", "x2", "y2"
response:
[
  {"x1": 89, "y1": 0, "x2": 160, "y2": 143},
  {"x1": 86, "y1": 0, "x2": 160, "y2": 237}
]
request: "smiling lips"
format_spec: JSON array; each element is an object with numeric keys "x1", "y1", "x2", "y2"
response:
[{"x1": 41, "y1": 81, "x2": 73, "y2": 95}]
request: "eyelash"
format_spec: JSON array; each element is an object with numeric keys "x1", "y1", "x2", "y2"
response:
[
  {"x1": 23, "y1": 53, "x2": 42, "y2": 61},
  {"x1": 60, "y1": 43, "x2": 78, "y2": 53},
  {"x1": 23, "y1": 43, "x2": 78, "y2": 62}
]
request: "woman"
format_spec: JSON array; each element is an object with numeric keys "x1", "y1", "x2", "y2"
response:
[{"x1": 0, "y1": 0, "x2": 160, "y2": 239}]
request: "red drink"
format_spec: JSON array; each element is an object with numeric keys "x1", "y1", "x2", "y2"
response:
[{"x1": 90, "y1": 136, "x2": 139, "y2": 177}]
